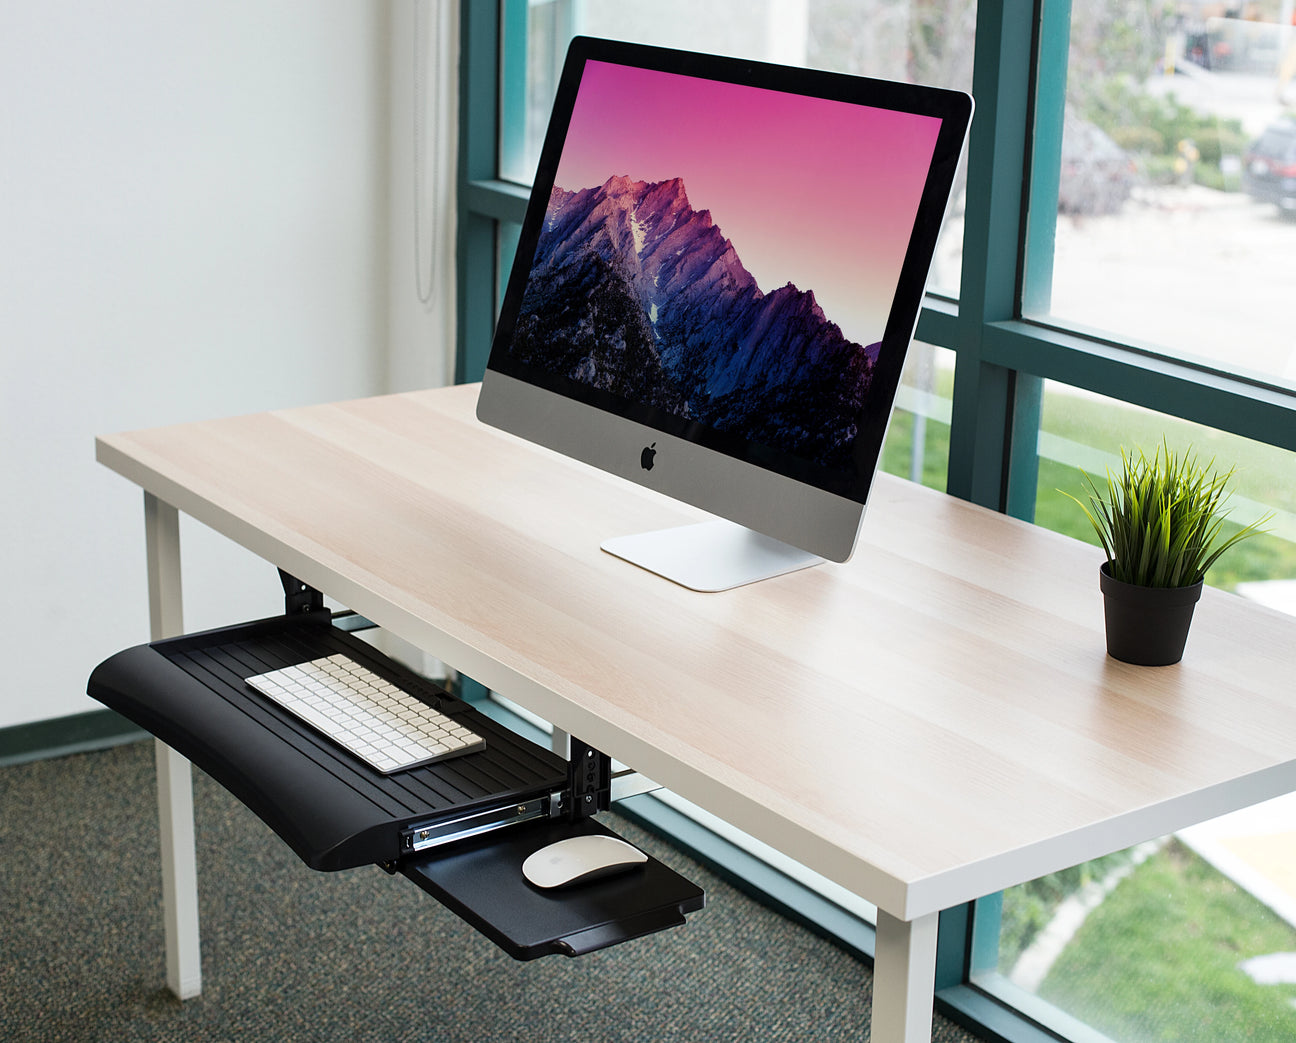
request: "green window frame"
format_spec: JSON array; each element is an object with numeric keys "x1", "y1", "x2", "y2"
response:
[{"x1": 454, "y1": 2, "x2": 1296, "y2": 1039}]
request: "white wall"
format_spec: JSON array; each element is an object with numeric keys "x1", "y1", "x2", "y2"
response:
[{"x1": 0, "y1": 2, "x2": 458, "y2": 730}]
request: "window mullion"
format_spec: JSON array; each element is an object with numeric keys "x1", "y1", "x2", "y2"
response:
[
  {"x1": 946, "y1": 0, "x2": 1039, "y2": 512},
  {"x1": 456, "y1": 0, "x2": 504, "y2": 387},
  {"x1": 941, "y1": 1, "x2": 1049, "y2": 1026}
]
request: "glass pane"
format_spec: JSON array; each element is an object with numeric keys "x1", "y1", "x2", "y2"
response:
[
  {"x1": 880, "y1": 342, "x2": 953, "y2": 491},
  {"x1": 977, "y1": 379, "x2": 1296, "y2": 1041},
  {"x1": 1033, "y1": 380, "x2": 1296, "y2": 603},
  {"x1": 985, "y1": 802, "x2": 1296, "y2": 1043},
  {"x1": 499, "y1": 0, "x2": 975, "y2": 297},
  {"x1": 1030, "y1": 8, "x2": 1296, "y2": 388}
]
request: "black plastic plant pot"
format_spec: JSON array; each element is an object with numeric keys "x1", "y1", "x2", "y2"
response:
[{"x1": 1099, "y1": 562, "x2": 1204, "y2": 666}]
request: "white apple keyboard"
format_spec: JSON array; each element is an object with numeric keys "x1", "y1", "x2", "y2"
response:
[
  {"x1": 522, "y1": 834, "x2": 648, "y2": 889},
  {"x1": 245, "y1": 654, "x2": 485, "y2": 774}
]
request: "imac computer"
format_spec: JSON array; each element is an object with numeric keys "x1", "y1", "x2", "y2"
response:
[{"x1": 477, "y1": 37, "x2": 972, "y2": 591}]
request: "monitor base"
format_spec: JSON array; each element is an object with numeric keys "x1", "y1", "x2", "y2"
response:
[{"x1": 601, "y1": 519, "x2": 824, "y2": 592}]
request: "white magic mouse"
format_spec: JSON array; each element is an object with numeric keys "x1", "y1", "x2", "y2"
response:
[{"x1": 521, "y1": 834, "x2": 648, "y2": 889}]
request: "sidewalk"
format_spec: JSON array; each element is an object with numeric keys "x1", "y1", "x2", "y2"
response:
[{"x1": 1177, "y1": 790, "x2": 1296, "y2": 930}]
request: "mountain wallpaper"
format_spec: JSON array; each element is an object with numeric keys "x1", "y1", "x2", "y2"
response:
[
  {"x1": 509, "y1": 174, "x2": 879, "y2": 468},
  {"x1": 505, "y1": 59, "x2": 942, "y2": 471}
]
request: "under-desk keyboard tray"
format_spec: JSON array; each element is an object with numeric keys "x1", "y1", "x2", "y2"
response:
[{"x1": 87, "y1": 610, "x2": 704, "y2": 959}]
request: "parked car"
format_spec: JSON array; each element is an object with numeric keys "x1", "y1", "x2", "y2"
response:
[
  {"x1": 1057, "y1": 114, "x2": 1138, "y2": 217},
  {"x1": 1241, "y1": 117, "x2": 1296, "y2": 213}
]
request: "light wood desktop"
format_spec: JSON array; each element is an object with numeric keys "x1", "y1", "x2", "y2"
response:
[{"x1": 96, "y1": 383, "x2": 1296, "y2": 1042}]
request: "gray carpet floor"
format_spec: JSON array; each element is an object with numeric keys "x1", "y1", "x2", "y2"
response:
[{"x1": 1, "y1": 740, "x2": 984, "y2": 1042}]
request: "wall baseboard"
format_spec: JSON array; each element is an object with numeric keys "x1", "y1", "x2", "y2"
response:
[{"x1": 0, "y1": 710, "x2": 147, "y2": 768}]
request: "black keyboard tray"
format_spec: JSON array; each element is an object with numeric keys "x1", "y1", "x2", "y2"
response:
[
  {"x1": 88, "y1": 611, "x2": 568, "y2": 871},
  {"x1": 87, "y1": 611, "x2": 705, "y2": 960}
]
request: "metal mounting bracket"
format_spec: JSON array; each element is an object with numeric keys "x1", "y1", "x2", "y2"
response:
[
  {"x1": 278, "y1": 569, "x2": 324, "y2": 616},
  {"x1": 567, "y1": 737, "x2": 612, "y2": 819}
]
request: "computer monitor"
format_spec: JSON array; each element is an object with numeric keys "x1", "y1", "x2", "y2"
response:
[{"x1": 477, "y1": 37, "x2": 972, "y2": 591}]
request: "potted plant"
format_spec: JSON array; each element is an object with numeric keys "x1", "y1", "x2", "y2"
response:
[{"x1": 1067, "y1": 441, "x2": 1269, "y2": 665}]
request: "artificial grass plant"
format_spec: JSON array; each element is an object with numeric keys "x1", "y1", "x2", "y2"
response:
[{"x1": 1066, "y1": 441, "x2": 1269, "y2": 588}]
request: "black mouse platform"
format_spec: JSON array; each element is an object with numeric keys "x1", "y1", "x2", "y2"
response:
[{"x1": 403, "y1": 816, "x2": 706, "y2": 960}]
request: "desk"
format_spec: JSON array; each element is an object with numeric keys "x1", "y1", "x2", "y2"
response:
[{"x1": 96, "y1": 383, "x2": 1296, "y2": 1042}]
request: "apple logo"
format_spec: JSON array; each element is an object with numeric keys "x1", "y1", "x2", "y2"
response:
[{"x1": 640, "y1": 442, "x2": 656, "y2": 471}]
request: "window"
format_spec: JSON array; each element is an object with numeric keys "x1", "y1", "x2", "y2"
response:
[
  {"x1": 458, "y1": 3, "x2": 1296, "y2": 1041},
  {"x1": 979, "y1": 385, "x2": 1296, "y2": 1041},
  {"x1": 497, "y1": 0, "x2": 975, "y2": 295},
  {"x1": 882, "y1": 343, "x2": 956, "y2": 492},
  {"x1": 982, "y1": 809, "x2": 1296, "y2": 1042},
  {"x1": 1029, "y1": 7, "x2": 1296, "y2": 389},
  {"x1": 1033, "y1": 383, "x2": 1296, "y2": 599}
]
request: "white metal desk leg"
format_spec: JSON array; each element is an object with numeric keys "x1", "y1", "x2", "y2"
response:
[
  {"x1": 145, "y1": 493, "x2": 202, "y2": 1000},
  {"x1": 871, "y1": 908, "x2": 939, "y2": 1043}
]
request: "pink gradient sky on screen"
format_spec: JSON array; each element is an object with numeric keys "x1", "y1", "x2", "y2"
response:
[{"x1": 554, "y1": 60, "x2": 943, "y2": 348}]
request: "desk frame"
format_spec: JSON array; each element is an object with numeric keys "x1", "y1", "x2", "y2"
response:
[
  {"x1": 144, "y1": 495, "x2": 203, "y2": 1000},
  {"x1": 100, "y1": 386, "x2": 1296, "y2": 1043},
  {"x1": 137, "y1": 495, "x2": 943, "y2": 1034}
]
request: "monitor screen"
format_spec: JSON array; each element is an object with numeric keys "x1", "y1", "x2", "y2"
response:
[{"x1": 477, "y1": 38, "x2": 971, "y2": 590}]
